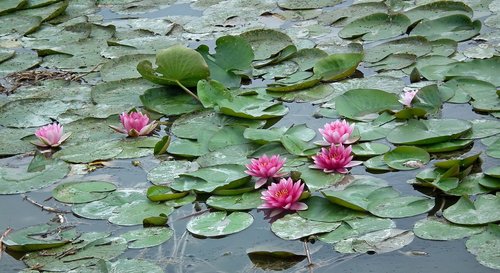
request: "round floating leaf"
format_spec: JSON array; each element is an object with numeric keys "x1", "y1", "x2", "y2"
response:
[
  {"x1": 404, "y1": 1, "x2": 473, "y2": 24},
  {"x1": 334, "y1": 229, "x2": 414, "y2": 254},
  {"x1": 461, "y1": 120, "x2": 500, "y2": 140},
  {"x1": 297, "y1": 165, "x2": 346, "y2": 192},
  {"x1": 364, "y1": 36, "x2": 432, "y2": 63},
  {"x1": 109, "y1": 200, "x2": 174, "y2": 226},
  {"x1": 277, "y1": 0, "x2": 341, "y2": 9},
  {"x1": 146, "y1": 185, "x2": 188, "y2": 202},
  {"x1": 246, "y1": 246, "x2": 306, "y2": 271},
  {"x1": 335, "y1": 89, "x2": 401, "y2": 121},
  {"x1": 217, "y1": 96, "x2": 289, "y2": 120},
  {"x1": 466, "y1": 224, "x2": 500, "y2": 270},
  {"x1": 0, "y1": 159, "x2": 69, "y2": 194},
  {"x1": 413, "y1": 217, "x2": 485, "y2": 241},
  {"x1": 52, "y1": 181, "x2": 116, "y2": 204},
  {"x1": 137, "y1": 44, "x2": 209, "y2": 87},
  {"x1": 321, "y1": 176, "x2": 391, "y2": 211},
  {"x1": 313, "y1": 53, "x2": 363, "y2": 82},
  {"x1": 140, "y1": 87, "x2": 202, "y2": 116},
  {"x1": 186, "y1": 211, "x2": 253, "y2": 237},
  {"x1": 53, "y1": 140, "x2": 123, "y2": 163},
  {"x1": 419, "y1": 139, "x2": 473, "y2": 153},
  {"x1": 297, "y1": 196, "x2": 366, "y2": 223},
  {"x1": 271, "y1": 214, "x2": 340, "y2": 241},
  {"x1": 443, "y1": 194, "x2": 500, "y2": 225},
  {"x1": 446, "y1": 173, "x2": 493, "y2": 196},
  {"x1": 72, "y1": 189, "x2": 144, "y2": 220},
  {"x1": 445, "y1": 57, "x2": 500, "y2": 87},
  {"x1": 318, "y1": 216, "x2": 395, "y2": 244},
  {"x1": 387, "y1": 119, "x2": 471, "y2": 145},
  {"x1": 0, "y1": 128, "x2": 35, "y2": 156},
  {"x1": 383, "y1": 146, "x2": 430, "y2": 170},
  {"x1": 410, "y1": 14, "x2": 481, "y2": 42},
  {"x1": 368, "y1": 196, "x2": 434, "y2": 218},
  {"x1": 164, "y1": 193, "x2": 196, "y2": 207},
  {"x1": 363, "y1": 155, "x2": 392, "y2": 171},
  {"x1": 197, "y1": 79, "x2": 232, "y2": 108},
  {"x1": 0, "y1": 0, "x2": 26, "y2": 15},
  {"x1": 147, "y1": 160, "x2": 199, "y2": 185},
  {"x1": 121, "y1": 227, "x2": 173, "y2": 249},
  {"x1": 486, "y1": 137, "x2": 500, "y2": 159},
  {"x1": 105, "y1": 259, "x2": 163, "y2": 273},
  {"x1": 239, "y1": 29, "x2": 293, "y2": 61},
  {"x1": 101, "y1": 54, "x2": 155, "y2": 82},
  {"x1": 352, "y1": 142, "x2": 390, "y2": 157},
  {"x1": 484, "y1": 166, "x2": 500, "y2": 179},
  {"x1": 206, "y1": 191, "x2": 262, "y2": 211},
  {"x1": 3, "y1": 224, "x2": 78, "y2": 252},
  {"x1": 339, "y1": 13, "x2": 411, "y2": 41},
  {"x1": 0, "y1": 98, "x2": 70, "y2": 128}
]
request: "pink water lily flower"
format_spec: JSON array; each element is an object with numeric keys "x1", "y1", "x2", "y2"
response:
[
  {"x1": 311, "y1": 144, "x2": 362, "y2": 174},
  {"x1": 259, "y1": 178, "x2": 308, "y2": 217},
  {"x1": 32, "y1": 123, "x2": 71, "y2": 148},
  {"x1": 319, "y1": 120, "x2": 355, "y2": 145},
  {"x1": 245, "y1": 155, "x2": 286, "y2": 189},
  {"x1": 110, "y1": 112, "x2": 158, "y2": 137},
  {"x1": 399, "y1": 89, "x2": 418, "y2": 107}
]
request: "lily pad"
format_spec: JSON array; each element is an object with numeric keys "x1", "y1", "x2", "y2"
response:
[
  {"x1": 334, "y1": 229, "x2": 414, "y2": 254},
  {"x1": 387, "y1": 119, "x2": 471, "y2": 145},
  {"x1": 271, "y1": 213, "x2": 340, "y2": 240},
  {"x1": 313, "y1": 53, "x2": 363, "y2": 82},
  {"x1": 446, "y1": 173, "x2": 493, "y2": 196},
  {"x1": 445, "y1": 57, "x2": 500, "y2": 86},
  {"x1": 297, "y1": 166, "x2": 346, "y2": 192},
  {"x1": 383, "y1": 146, "x2": 430, "y2": 171},
  {"x1": 484, "y1": 166, "x2": 500, "y2": 179},
  {"x1": 53, "y1": 140, "x2": 123, "y2": 163},
  {"x1": 414, "y1": 217, "x2": 485, "y2": 241},
  {"x1": 297, "y1": 196, "x2": 366, "y2": 223},
  {"x1": 140, "y1": 87, "x2": 202, "y2": 116},
  {"x1": 108, "y1": 200, "x2": 174, "y2": 226},
  {"x1": 186, "y1": 211, "x2": 253, "y2": 237},
  {"x1": 410, "y1": 14, "x2": 481, "y2": 42},
  {"x1": 334, "y1": 89, "x2": 401, "y2": 121},
  {"x1": 404, "y1": 1, "x2": 473, "y2": 24},
  {"x1": 121, "y1": 227, "x2": 173, "y2": 249},
  {"x1": 147, "y1": 160, "x2": 199, "y2": 185},
  {"x1": 100, "y1": 54, "x2": 155, "y2": 82},
  {"x1": 466, "y1": 224, "x2": 500, "y2": 270},
  {"x1": 52, "y1": 181, "x2": 117, "y2": 204},
  {"x1": 352, "y1": 142, "x2": 390, "y2": 157},
  {"x1": 443, "y1": 194, "x2": 500, "y2": 225},
  {"x1": 339, "y1": 13, "x2": 411, "y2": 41},
  {"x1": 72, "y1": 189, "x2": 144, "y2": 220},
  {"x1": 217, "y1": 95, "x2": 289, "y2": 119},
  {"x1": 206, "y1": 191, "x2": 262, "y2": 211},
  {"x1": 239, "y1": 29, "x2": 293, "y2": 61},
  {"x1": 368, "y1": 195, "x2": 434, "y2": 218},
  {"x1": 318, "y1": 216, "x2": 395, "y2": 244},
  {"x1": 363, "y1": 36, "x2": 432, "y2": 63},
  {"x1": 3, "y1": 223, "x2": 78, "y2": 252},
  {"x1": 104, "y1": 259, "x2": 163, "y2": 273}
]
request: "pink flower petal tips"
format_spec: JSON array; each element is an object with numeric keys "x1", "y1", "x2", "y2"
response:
[
  {"x1": 32, "y1": 123, "x2": 71, "y2": 148},
  {"x1": 110, "y1": 111, "x2": 158, "y2": 137}
]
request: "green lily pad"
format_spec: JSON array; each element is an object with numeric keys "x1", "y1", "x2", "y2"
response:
[
  {"x1": 352, "y1": 142, "x2": 390, "y2": 157},
  {"x1": 433, "y1": 152, "x2": 480, "y2": 169},
  {"x1": 321, "y1": 176, "x2": 391, "y2": 211},
  {"x1": 318, "y1": 2, "x2": 388, "y2": 26},
  {"x1": 53, "y1": 140, "x2": 123, "y2": 163},
  {"x1": 410, "y1": 14, "x2": 481, "y2": 42},
  {"x1": 387, "y1": 119, "x2": 471, "y2": 145},
  {"x1": 297, "y1": 165, "x2": 346, "y2": 192},
  {"x1": 72, "y1": 189, "x2": 144, "y2": 220},
  {"x1": 446, "y1": 173, "x2": 493, "y2": 196},
  {"x1": 146, "y1": 185, "x2": 188, "y2": 202},
  {"x1": 334, "y1": 89, "x2": 401, "y2": 121},
  {"x1": 246, "y1": 246, "x2": 306, "y2": 271},
  {"x1": 419, "y1": 139, "x2": 473, "y2": 153},
  {"x1": 461, "y1": 120, "x2": 500, "y2": 140},
  {"x1": 52, "y1": 181, "x2": 116, "y2": 204},
  {"x1": 121, "y1": 227, "x2": 173, "y2": 249},
  {"x1": 137, "y1": 44, "x2": 209, "y2": 87},
  {"x1": 104, "y1": 259, "x2": 163, "y2": 273},
  {"x1": 239, "y1": 29, "x2": 293, "y2": 61},
  {"x1": 383, "y1": 146, "x2": 430, "y2": 170},
  {"x1": 368, "y1": 195, "x2": 434, "y2": 218},
  {"x1": 318, "y1": 216, "x2": 395, "y2": 244},
  {"x1": 108, "y1": 200, "x2": 174, "y2": 226},
  {"x1": 297, "y1": 196, "x2": 366, "y2": 222},
  {"x1": 466, "y1": 224, "x2": 500, "y2": 270},
  {"x1": 217, "y1": 95, "x2": 289, "y2": 119},
  {"x1": 186, "y1": 211, "x2": 253, "y2": 237},
  {"x1": 0, "y1": 158, "x2": 69, "y2": 194},
  {"x1": 363, "y1": 155, "x2": 392, "y2": 171},
  {"x1": 484, "y1": 166, "x2": 500, "y2": 179},
  {"x1": 0, "y1": 98, "x2": 70, "y2": 128},
  {"x1": 443, "y1": 194, "x2": 500, "y2": 225},
  {"x1": 313, "y1": 53, "x2": 363, "y2": 82},
  {"x1": 339, "y1": 13, "x2": 411, "y2": 41},
  {"x1": 206, "y1": 191, "x2": 262, "y2": 211},
  {"x1": 0, "y1": 0, "x2": 27, "y2": 15},
  {"x1": 445, "y1": 57, "x2": 500, "y2": 86},
  {"x1": 271, "y1": 213, "x2": 340, "y2": 241},
  {"x1": 3, "y1": 223, "x2": 78, "y2": 252},
  {"x1": 140, "y1": 86, "x2": 202, "y2": 116},
  {"x1": 197, "y1": 79, "x2": 232, "y2": 108},
  {"x1": 404, "y1": 1, "x2": 473, "y2": 24},
  {"x1": 100, "y1": 54, "x2": 155, "y2": 82},
  {"x1": 147, "y1": 160, "x2": 199, "y2": 185},
  {"x1": 414, "y1": 217, "x2": 485, "y2": 241},
  {"x1": 366, "y1": 53, "x2": 416, "y2": 72},
  {"x1": 0, "y1": 127, "x2": 35, "y2": 156},
  {"x1": 364, "y1": 36, "x2": 432, "y2": 63},
  {"x1": 334, "y1": 229, "x2": 414, "y2": 254}
]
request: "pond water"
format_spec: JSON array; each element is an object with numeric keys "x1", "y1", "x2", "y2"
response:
[{"x1": 0, "y1": 0, "x2": 499, "y2": 273}]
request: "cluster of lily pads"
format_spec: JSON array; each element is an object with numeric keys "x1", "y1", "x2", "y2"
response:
[{"x1": 0, "y1": 0, "x2": 500, "y2": 272}]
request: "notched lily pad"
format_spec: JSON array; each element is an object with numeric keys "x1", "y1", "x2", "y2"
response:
[{"x1": 186, "y1": 211, "x2": 253, "y2": 237}]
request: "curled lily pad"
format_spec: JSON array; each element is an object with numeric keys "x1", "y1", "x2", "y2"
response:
[
  {"x1": 137, "y1": 44, "x2": 209, "y2": 88},
  {"x1": 271, "y1": 213, "x2": 340, "y2": 240},
  {"x1": 186, "y1": 211, "x2": 253, "y2": 237},
  {"x1": 443, "y1": 194, "x2": 500, "y2": 225},
  {"x1": 52, "y1": 181, "x2": 116, "y2": 204},
  {"x1": 146, "y1": 185, "x2": 188, "y2": 202},
  {"x1": 239, "y1": 29, "x2": 293, "y2": 61},
  {"x1": 313, "y1": 53, "x2": 363, "y2": 82},
  {"x1": 383, "y1": 146, "x2": 430, "y2": 171},
  {"x1": 3, "y1": 223, "x2": 78, "y2": 252}
]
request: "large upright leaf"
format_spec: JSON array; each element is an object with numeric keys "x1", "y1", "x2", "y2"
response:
[{"x1": 137, "y1": 45, "x2": 209, "y2": 87}]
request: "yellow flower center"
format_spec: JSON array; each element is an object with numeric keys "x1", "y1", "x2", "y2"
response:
[{"x1": 274, "y1": 188, "x2": 288, "y2": 198}]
